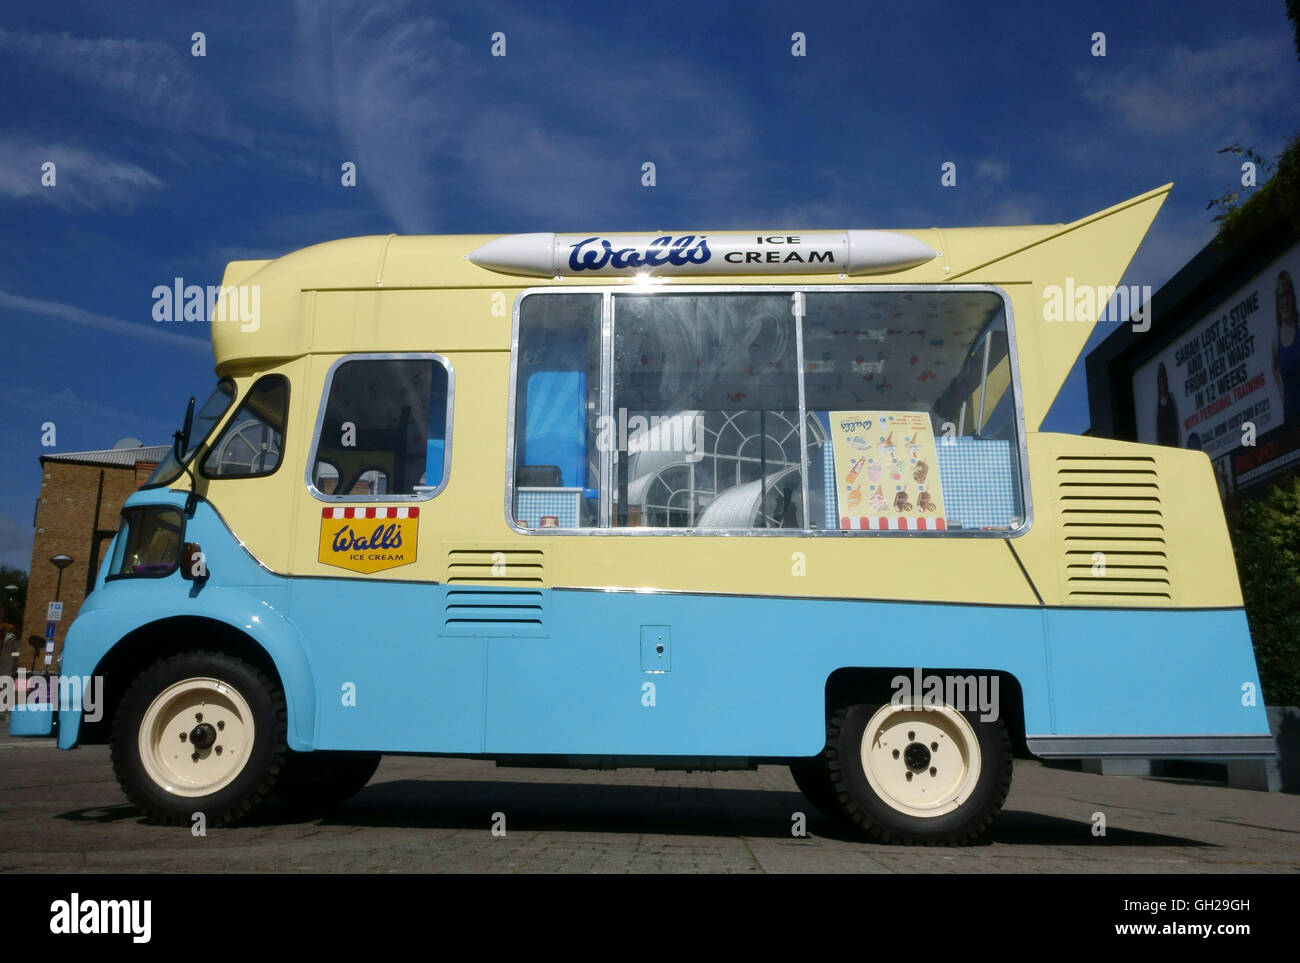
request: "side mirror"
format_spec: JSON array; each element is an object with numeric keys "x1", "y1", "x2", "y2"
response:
[
  {"x1": 173, "y1": 396, "x2": 196, "y2": 461},
  {"x1": 180, "y1": 543, "x2": 208, "y2": 582}
]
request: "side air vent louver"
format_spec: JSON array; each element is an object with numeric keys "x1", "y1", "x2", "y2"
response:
[
  {"x1": 1054, "y1": 455, "x2": 1170, "y2": 603},
  {"x1": 445, "y1": 546, "x2": 547, "y2": 586},
  {"x1": 441, "y1": 588, "x2": 548, "y2": 637}
]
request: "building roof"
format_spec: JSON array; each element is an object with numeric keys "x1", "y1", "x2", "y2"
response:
[{"x1": 40, "y1": 445, "x2": 170, "y2": 469}]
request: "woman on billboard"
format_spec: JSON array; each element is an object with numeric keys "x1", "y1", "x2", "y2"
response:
[
  {"x1": 1273, "y1": 269, "x2": 1300, "y2": 423},
  {"x1": 1155, "y1": 361, "x2": 1180, "y2": 446}
]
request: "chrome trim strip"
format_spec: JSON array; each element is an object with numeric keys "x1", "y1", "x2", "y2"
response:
[
  {"x1": 503, "y1": 284, "x2": 1033, "y2": 539},
  {"x1": 793, "y1": 292, "x2": 811, "y2": 529},
  {"x1": 600, "y1": 291, "x2": 614, "y2": 528},
  {"x1": 976, "y1": 328, "x2": 991, "y2": 432},
  {"x1": 305, "y1": 351, "x2": 456, "y2": 503},
  {"x1": 1026, "y1": 734, "x2": 1276, "y2": 759}
]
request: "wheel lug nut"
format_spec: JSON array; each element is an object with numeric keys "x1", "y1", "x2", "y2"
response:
[
  {"x1": 930, "y1": 767, "x2": 937, "y2": 776},
  {"x1": 215, "y1": 746, "x2": 222, "y2": 755},
  {"x1": 217, "y1": 721, "x2": 224, "y2": 730},
  {"x1": 907, "y1": 731, "x2": 915, "y2": 741},
  {"x1": 892, "y1": 749, "x2": 900, "y2": 759},
  {"x1": 931, "y1": 742, "x2": 938, "y2": 751},
  {"x1": 195, "y1": 713, "x2": 203, "y2": 722},
  {"x1": 905, "y1": 772, "x2": 913, "y2": 781},
  {"x1": 191, "y1": 752, "x2": 199, "y2": 761},
  {"x1": 180, "y1": 732, "x2": 187, "y2": 742}
]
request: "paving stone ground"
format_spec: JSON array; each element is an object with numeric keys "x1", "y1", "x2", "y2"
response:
[{"x1": 2, "y1": 729, "x2": 1297, "y2": 873}]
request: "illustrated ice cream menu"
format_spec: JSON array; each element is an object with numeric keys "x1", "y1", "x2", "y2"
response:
[{"x1": 829, "y1": 411, "x2": 947, "y2": 530}]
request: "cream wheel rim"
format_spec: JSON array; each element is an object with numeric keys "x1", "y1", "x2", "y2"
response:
[
  {"x1": 138, "y1": 678, "x2": 254, "y2": 797},
  {"x1": 860, "y1": 703, "x2": 981, "y2": 818}
]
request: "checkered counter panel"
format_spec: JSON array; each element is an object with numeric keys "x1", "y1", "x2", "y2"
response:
[
  {"x1": 516, "y1": 488, "x2": 582, "y2": 528},
  {"x1": 823, "y1": 450, "x2": 838, "y2": 530},
  {"x1": 934, "y1": 438, "x2": 1020, "y2": 530}
]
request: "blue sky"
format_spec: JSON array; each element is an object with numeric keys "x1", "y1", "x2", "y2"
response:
[{"x1": 1, "y1": 0, "x2": 1298, "y2": 571}]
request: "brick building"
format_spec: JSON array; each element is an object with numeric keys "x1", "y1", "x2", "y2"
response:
[{"x1": 18, "y1": 445, "x2": 168, "y2": 673}]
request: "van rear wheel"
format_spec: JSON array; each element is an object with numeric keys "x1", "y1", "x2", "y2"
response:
[
  {"x1": 110, "y1": 651, "x2": 287, "y2": 826},
  {"x1": 826, "y1": 699, "x2": 1011, "y2": 844}
]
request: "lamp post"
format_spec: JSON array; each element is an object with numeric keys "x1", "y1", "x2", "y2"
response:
[
  {"x1": 4, "y1": 583, "x2": 17, "y2": 678},
  {"x1": 48, "y1": 555, "x2": 73, "y2": 674},
  {"x1": 50, "y1": 555, "x2": 73, "y2": 602}
]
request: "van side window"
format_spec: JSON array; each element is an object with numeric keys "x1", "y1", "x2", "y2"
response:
[
  {"x1": 202, "y1": 375, "x2": 289, "y2": 478},
  {"x1": 310, "y1": 356, "x2": 452, "y2": 500},
  {"x1": 801, "y1": 292, "x2": 1025, "y2": 532},
  {"x1": 510, "y1": 288, "x2": 1026, "y2": 534},
  {"x1": 511, "y1": 295, "x2": 602, "y2": 528},
  {"x1": 613, "y1": 293, "x2": 805, "y2": 529}
]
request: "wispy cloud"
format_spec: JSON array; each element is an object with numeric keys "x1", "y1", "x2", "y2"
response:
[
  {"x1": 0, "y1": 28, "x2": 254, "y2": 147},
  {"x1": 1075, "y1": 34, "x2": 1295, "y2": 149},
  {"x1": 975, "y1": 158, "x2": 1011, "y2": 184},
  {"x1": 0, "y1": 384, "x2": 156, "y2": 428},
  {"x1": 0, "y1": 137, "x2": 163, "y2": 208},
  {"x1": 290, "y1": 1, "x2": 757, "y2": 230},
  {"x1": 0, "y1": 290, "x2": 208, "y2": 353}
]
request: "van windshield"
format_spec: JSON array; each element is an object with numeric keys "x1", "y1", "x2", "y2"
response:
[{"x1": 143, "y1": 381, "x2": 236, "y2": 488}]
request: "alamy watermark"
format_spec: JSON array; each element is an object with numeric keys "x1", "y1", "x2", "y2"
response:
[
  {"x1": 152, "y1": 278, "x2": 260, "y2": 332},
  {"x1": 1042, "y1": 279, "x2": 1152, "y2": 333},
  {"x1": 595, "y1": 408, "x2": 705, "y2": 456},
  {"x1": 890, "y1": 669, "x2": 1000, "y2": 722},
  {"x1": 2, "y1": 671, "x2": 103, "y2": 721}
]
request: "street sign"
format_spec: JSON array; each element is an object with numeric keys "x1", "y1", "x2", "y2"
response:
[
  {"x1": 44, "y1": 621, "x2": 56, "y2": 640},
  {"x1": 47, "y1": 602, "x2": 63, "y2": 622}
]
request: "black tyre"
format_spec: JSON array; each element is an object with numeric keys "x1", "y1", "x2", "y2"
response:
[
  {"x1": 275, "y1": 750, "x2": 381, "y2": 814},
  {"x1": 826, "y1": 699, "x2": 1012, "y2": 845},
  {"x1": 110, "y1": 651, "x2": 287, "y2": 826},
  {"x1": 789, "y1": 759, "x2": 847, "y2": 822}
]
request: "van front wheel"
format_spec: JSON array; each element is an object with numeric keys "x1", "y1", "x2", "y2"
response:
[
  {"x1": 111, "y1": 652, "x2": 287, "y2": 826},
  {"x1": 826, "y1": 700, "x2": 1011, "y2": 844}
]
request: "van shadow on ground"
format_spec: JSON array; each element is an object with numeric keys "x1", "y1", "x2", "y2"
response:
[{"x1": 54, "y1": 779, "x2": 1207, "y2": 847}]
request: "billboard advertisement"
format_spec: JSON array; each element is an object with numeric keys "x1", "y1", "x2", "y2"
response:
[{"x1": 1133, "y1": 242, "x2": 1300, "y2": 495}]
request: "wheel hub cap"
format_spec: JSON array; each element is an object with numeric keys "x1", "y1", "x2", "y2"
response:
[
  {"x1": 138, "y1": 679, "x2": 255, "y2": 798},
  {"x1": 903, "y1": 741, "x2": 931, "y2": 771},
  {"x1": 860, "y1": 704, "x2": 982, "y2": 818}
]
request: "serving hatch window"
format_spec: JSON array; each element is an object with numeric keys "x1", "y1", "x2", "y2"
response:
[{"x1": 509, "y1": 288, "x2": 1025, "y2": 534}]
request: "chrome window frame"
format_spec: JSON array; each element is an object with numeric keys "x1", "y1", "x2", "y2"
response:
[
  {"x1": 305, "y1": 351, "x2": 456, "y2": 503},
  {"x1": 505, "y1": 284, "x2": 1033, "y2": 538}
]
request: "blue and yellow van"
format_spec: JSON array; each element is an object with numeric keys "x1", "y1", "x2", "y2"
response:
[{"x1": 42, "y1": 185, "x2": 1272, "y2": 843}]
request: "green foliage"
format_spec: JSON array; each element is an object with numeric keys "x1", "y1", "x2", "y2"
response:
[
  {"x1": 0, "y1": 566, "x2": 27, "y2": 637},
  {"x1": 1210, "y1": 135, "x2": 1300, "y2": 246},
  {"x1": 1207, "y1": 3, "x2": 1300, "y2": 242},
  {"x1": 1290, "y1": 0, "x2": 1300, "y2": 60},
  {"x1": 1230, "y1": 477, "x2": 1300, "y2": 706}
]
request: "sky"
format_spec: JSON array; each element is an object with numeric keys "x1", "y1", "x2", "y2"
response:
[{"x1": 1, "y1": 0, "x2": 1298, "y2": 572}]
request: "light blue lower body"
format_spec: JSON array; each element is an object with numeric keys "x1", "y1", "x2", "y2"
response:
[{"x1": 54, "y1": 495, "x2": 1271, "y2": 756}]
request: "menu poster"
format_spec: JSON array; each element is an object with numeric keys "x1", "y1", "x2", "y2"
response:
[{"x1": 829, "y1": 411, "x2": 947, "y2": 530}]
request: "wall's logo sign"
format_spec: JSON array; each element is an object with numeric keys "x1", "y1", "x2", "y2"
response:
[
  {"x1": 467, "y1": 231, "x2": 938, "y2": 278},
  {"x1": 568, "y1": 234, "x2": 711, "y2": 272},
  {"x1": 318, "y1": 507, "x2": 419, "y2": 573}
]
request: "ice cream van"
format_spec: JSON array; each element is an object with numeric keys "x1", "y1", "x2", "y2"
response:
[{"x1": 32, "y1": 184, "x2": 1273, "y2": 843}]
